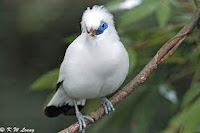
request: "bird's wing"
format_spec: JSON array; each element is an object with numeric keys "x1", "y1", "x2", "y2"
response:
[
  {"x1": 56, "y1": 60, "x2": 66, "y2": 91},
  {"x1": 45, "y1": 40, "x2": 86, "y2": 117},
  {"x1": 56, "y1": 34, "x2": 85, "y2": 90}
]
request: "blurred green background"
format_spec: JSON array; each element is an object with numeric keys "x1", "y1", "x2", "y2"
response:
[{"x1": 1, "y1": 0, "x2": 200, "y2": 133}]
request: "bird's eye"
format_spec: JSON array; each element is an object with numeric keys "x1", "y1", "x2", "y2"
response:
[
  {"x1": 95, "y1": 21, "x2": 108, "y2": 35},
  {"x1": 102, "y1": 23, "x2": 105, "y2": 28}
]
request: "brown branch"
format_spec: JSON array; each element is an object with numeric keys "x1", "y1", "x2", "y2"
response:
[{"x1": 59, "y1": 2, "x2": 200, "y2": 133}]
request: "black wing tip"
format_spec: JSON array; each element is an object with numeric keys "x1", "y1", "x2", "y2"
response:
[
  {"x1": 56, "y1": 81, "x2": 63, "y2": 91},
  {"x1": 44, "y1": 105, "x2": 84, "y2": 117}
]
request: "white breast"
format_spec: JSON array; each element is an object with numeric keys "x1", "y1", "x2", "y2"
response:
[{"x1": 62, "y1": 33, "x2": 129, "y2": 99}]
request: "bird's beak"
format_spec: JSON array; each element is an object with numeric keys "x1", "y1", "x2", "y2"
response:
[{"x1": 88, "y1": 28, "x2": 96, "y2": 36}]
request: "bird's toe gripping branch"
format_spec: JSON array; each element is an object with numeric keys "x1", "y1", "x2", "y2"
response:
[
  {"x1": 101, "y1": 97, "x2": 115, "y2": 115},
  {"x1": 74, "y1": 100, "x2": 94, "y2": 133},
  {"x1": 75, "y1": 112, "x2": 94, "y2": 133}
]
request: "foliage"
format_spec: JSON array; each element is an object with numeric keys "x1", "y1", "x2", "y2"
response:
[
  {"x1": 31, "y1": 69, "x2": 58, "y2": 90},
  {"x1": 31, "y1": 0, "x2": 200, "y2": 133}
]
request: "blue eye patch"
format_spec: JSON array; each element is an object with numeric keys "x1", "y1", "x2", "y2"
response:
[{"x1": 95, "y1": 21, "x2": 108, "y2": 35}]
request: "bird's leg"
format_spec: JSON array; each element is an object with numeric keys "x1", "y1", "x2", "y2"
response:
[
  {"x1": 101, "y1": 97, "x2": 115, "y2": 115},
  {"x1": 74, "y1": 100, "x2": 94, "y2": 133}
]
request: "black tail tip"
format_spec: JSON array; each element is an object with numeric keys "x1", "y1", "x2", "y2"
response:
[
  {"x1": 44, "y1": 105, "x2": 84, "y2": 117},
  {"x1": 44, "y1": 106, "x2": 62, "y2": 117}
]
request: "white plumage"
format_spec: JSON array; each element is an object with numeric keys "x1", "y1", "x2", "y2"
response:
[{"x1": 45, "y1": 5, "x2": 129, "y2": 132}]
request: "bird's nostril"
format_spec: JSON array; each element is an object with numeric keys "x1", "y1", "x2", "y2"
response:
[{"x1": 88, "y1": 28, "x2": 96, "y2": 36}]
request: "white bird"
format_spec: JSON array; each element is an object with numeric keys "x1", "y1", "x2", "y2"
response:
[{"x1": 45, "y1": 5, "x2": 129, "y2": 132}]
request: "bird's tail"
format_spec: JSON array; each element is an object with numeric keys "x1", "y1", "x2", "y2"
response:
[{"x1": 44, "y1": 88, "x2": 86, "y2": 117}]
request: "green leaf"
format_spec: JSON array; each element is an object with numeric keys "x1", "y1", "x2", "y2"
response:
[
  {"x1": 182, "y1": 83, "x2": 200, "y2": 107},
  {"x1": 118, "y1": 0, "x2": 159, "y2": 28},
  {"x1": 126, "y1": 46, "x2": 137, "y2": 74},
  {"x1": 31, "y1": 69, "x2": 59, "y2": 90},
  {"x1": 164, "y1": 97, "x2": 200, "y2": 133},
  {"x1": 156, "y1": 2, "x2": 171, "y2": 27},
  {"x1": 131, "y1": 88, "x2": 176, "y2": 133}
]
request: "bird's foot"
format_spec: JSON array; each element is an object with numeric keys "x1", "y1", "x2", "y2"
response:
[
  {"x1": 76, "y1": 111, "x2": 94, "y2": 133},
  {"x1": 101, "y1": 97, "x2": 115, "y2": 115}
]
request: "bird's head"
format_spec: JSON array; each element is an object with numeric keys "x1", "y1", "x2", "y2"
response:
[{"x1": 81, "y1": 5, "x2": 116, "y2": 38}]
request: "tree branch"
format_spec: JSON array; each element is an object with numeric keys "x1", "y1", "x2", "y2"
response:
[{"x1": 59, "y1": 2, "x2": 200, "y2": 133}]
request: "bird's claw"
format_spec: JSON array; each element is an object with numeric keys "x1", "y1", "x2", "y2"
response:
[
  {"x1": 76, "y1": 112, "x2": 94, "y2": 133},
  {"x1": 101, "y1": 97, "x2": 115, "y2": 115}
]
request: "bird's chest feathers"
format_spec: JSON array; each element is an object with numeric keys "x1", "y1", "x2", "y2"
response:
[
  {"x1": 87, "y1": 43, "x2": 119, "y2": 73},
  {"x1": 68, "y1": 41, "x2": 120, "y2": 77}
]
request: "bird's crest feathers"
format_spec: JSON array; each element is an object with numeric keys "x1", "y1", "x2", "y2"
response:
[{"x1": 81, "y1": 5, "x2": 114, "y2": 33}]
